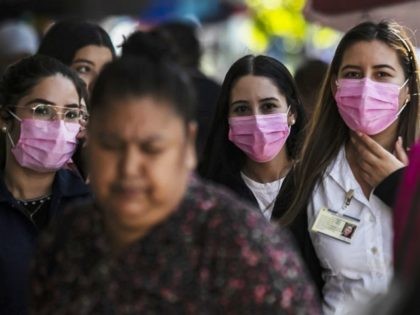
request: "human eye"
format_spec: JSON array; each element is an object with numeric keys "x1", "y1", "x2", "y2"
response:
[
  {"x1": 141, "y1": 142, "x2": 164, "y2": 155},
  {"x1": 342, "y1": 71, "x2": 361, "y2": 79},
  {"x1": 231, "y1": 104, "x2": 250, "y2": 115},
  {"x1": 75, "y1": 65, "x2": 92, "y2": 74},
  {"x1": 261, "y1": 102, "x2": 279, "y2": 113},
  {"x1": 376, "y1": 71, "x2": 392, "y2": 79},
  {"x1": 98, "y1": 136, "x2": 123, "y2": 151},
  {"x1": 33, "y1": 104, "x2": 53, "y2": 119},
  {"x1": 64, "y1": 109, "x2": 81, "y2": 121}
]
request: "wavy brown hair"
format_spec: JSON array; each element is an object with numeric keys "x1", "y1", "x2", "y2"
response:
[{"x1": 279, "y1": 21, "x2": 420, "y2": 226}]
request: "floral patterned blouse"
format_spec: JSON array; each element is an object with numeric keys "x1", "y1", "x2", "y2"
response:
[{"x1": 31, "y1": 176, "x2": 320, "y2": 314}]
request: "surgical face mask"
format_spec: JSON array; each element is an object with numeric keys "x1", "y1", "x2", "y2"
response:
[
  {"x1": 228, "y1": 111, "x2": 291, "y2": 163},
  {"x1": 6, "y1": 111, "x2": 80, "y2": 172},
  {"x1": 334, "y1": 78, "x2": 409, "y2": 135}
]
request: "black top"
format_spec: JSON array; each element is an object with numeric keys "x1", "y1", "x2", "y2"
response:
[
  {"x1": 271, "y1": 172, "x2": 325, "y2": 299},
  {"x1": 373, "y1": 168, "x2": 405, "y2": 209},
  {"x1": 190, "y1": 70, "x2": 221, "y2": 158},
  {"x1": 0, "y1": 169, "x2": 91, "y2": 315}
]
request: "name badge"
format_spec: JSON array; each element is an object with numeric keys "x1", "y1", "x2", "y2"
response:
[{"x1": 311, "y1": 208, "x2": 359, "y2": 244}]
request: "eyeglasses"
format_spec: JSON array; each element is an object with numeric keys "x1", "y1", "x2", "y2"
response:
[{"x1": 15, "y1": 104, "x2": 82, "y2": 123}]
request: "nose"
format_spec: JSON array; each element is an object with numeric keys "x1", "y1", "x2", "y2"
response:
[
  {"x1": 252, "y1": 106, "x2": 261, "y2": 116},
  {"x1": 119, "y1": 145, "x2": 143, "y2": 178}
]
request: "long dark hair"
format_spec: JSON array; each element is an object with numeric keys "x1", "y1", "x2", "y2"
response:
[
  {"x1": 37, "y1": 19, "x2": 116, "y2": 66},
  {"x1": 199, "y1": 54, "x2": 306, "y2": 182},
  {"x1": 278, "y1": 21, "x2": 419, "y2": 226}
]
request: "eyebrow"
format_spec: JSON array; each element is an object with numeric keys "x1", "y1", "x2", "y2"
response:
[
  {"x1": 340, "y1": 64, "x2": 396, "y2": 72},
  {"x1": 230, "y1": 97, "x2": 280, "y2": 106},
  {"x1": 24, "y1": 98, "x2": 79, "y2": 108},
  {"x1": 72, "y1": 59, "x2": 94, "y2": 65},
  {"x1": 98, "y1": 132, "x2": 165, "y2": 143},
  {"x1": 260, "y1": 97, "x2": 280, "y2": 102}
]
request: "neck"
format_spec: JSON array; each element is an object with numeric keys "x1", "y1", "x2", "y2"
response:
[
  {"x1": 4, "y1": 152, "x2": 55, "y2": 200},
  {"x1": 242, "y1": 148, "x2": 291, "y2": 183},
  {"x1": 105, "y1": 221, "x2": 149, "y2": 255}
]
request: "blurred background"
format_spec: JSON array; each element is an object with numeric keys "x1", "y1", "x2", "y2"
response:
[{"x1": 1, "y1": 0, "x2": 419, "y2": 82}]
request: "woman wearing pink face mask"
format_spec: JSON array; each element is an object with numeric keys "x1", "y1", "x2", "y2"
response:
[
  {"x1": 273, "y1": 21, "x2": 419, "y2": 315},
  {"x1": 0, "y1": 55, "x2": 90, "y2": 314},
  {"x1": 199, "y1": 55, "x2": 306, "y2": 220}
]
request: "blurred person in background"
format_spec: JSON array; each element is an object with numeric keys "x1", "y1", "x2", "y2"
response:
[
  {"x1": 393, "y1": 140, "x2": 420, "y2": 280},
  {"x1": 0, "y1": 55, "x2": 90, "y2": 315},
  {"x1": 37, "y1": 19, "x2": 116, "y2": 179},
  {"x1": 121, "y1": 29, "x2": 179, "y2": 63},
  {"x1": 358, "y1": 140, "x2": 419, "y2": 315},
  {"x1": 0, "y1": 20, "x2": 38, "y2": 75},
  {"x1": 273, "y1": 21, "x2": 419, "y2": 315},
  {"x1": 199, "y1": 55, "x2": 306, "y2": 220},
  {"x1": 154, "y1": 20, "x2": 221, "y2": 158},
  {"x1": 37, "y1": 19, "x2": 115, "y2": 93},
  {"x1": 0, "y1": 20, "x2": 39, "y2": 167},
  {"x1": 31, "y1": 55, "x2": 320, "y2": 315},
  {"x1": 294, "y1": 58, "x2": 329, "y2": 120}
]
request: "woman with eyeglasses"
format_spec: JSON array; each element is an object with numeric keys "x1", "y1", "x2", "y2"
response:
[{"x1": 0, "y1": 55, "x2": 90, "y2": 314}]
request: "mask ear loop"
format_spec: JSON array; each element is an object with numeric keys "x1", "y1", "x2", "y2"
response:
[
  {"x1": 286, "y1": 105, "x2": 296, "y2": 126},
  {"x1": 4, "y1": 110, "x2": 22, "y2": 148},
  {"x1": 7, "y1": 110, "x2": 22, "y2": 122},
  {"x1": 399, "y1": 78, "x2": 409, "y2": 90},
  {"x1": 397, "y1": 78, "x2": 411, "y2": 117}
]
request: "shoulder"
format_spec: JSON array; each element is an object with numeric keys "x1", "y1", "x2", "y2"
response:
[
  {"x1": 54, "y1": 169, "x2": 91, "y2": 199},
  {"x1": 189, "y1": 175, "x2": 262, "y2": 222},
  {"x1": 45, "y1": 200, "x2": 97, "y2": 244}
]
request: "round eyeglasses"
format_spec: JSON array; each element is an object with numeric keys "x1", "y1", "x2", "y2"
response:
[{"x1": 15, "y1": 104, "x2": 82, "y2": 123}]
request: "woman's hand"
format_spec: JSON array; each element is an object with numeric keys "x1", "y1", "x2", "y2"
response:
[{"x1": 350, "y1": 132, "x2": 408, "y2": 188}]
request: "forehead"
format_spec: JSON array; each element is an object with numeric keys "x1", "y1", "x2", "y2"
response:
[
  {"x1": 18, "y1": 75, "x2": 79, "y2": 105},
  {"x1": 90, "y1": 97, "x2": 184, "y2": 138},
  {"x1": 230, "y1": 75, "x2": 284, "y2": 99},
  {"x1": 73, "y1": 45, "x2": 113, "y2": 65},
  {"x1": 340, "y1": 40, "x2": 402, "y2": 70}
]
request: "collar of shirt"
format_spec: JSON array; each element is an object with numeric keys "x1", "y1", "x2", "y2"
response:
[{"x1": 325, "y1": 145, "x2": 371, "y2": 210}]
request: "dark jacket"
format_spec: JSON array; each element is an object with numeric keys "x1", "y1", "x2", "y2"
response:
[
  {"x1": 0, "y1": 169, "x2": 91, "y2": 315},
  {"x1": 373, "y1": 168, "x2": 405, "y2": 209},
  {"x1": 190, "y1": 70, "x2": 221, "y2": 158},
  {"x1": 211, "y1": 168, "x2": 259, "y2": 208},
  {"x1": 271, "y1": 172, "x2": 325, "y2": 299}
]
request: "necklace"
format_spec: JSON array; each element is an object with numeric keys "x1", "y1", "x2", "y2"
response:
[
  {"x1": 241, "y1": 172, "x2": 284, "y2": 219},
  {"x1": 16, "y1": 195, "x2": 52, "y2": 221}
]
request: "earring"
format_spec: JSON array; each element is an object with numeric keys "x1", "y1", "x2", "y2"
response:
[
  {"x1": 1, "y1": 126, "x2": 7, "y2": 133},
  {"x1": 291, "y1": 119, "x2": 296, "y2": 125}
]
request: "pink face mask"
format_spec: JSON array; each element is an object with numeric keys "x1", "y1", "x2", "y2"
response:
[
  {"x1": 228, "y1": 112, "x2": 291, "y2": 163},
  {"x1": 7, "y1": 115, "x2": 80, "y2": 173},
  {"x1": 334, "y1": 78, "x2": 408, "y2": 135}
]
